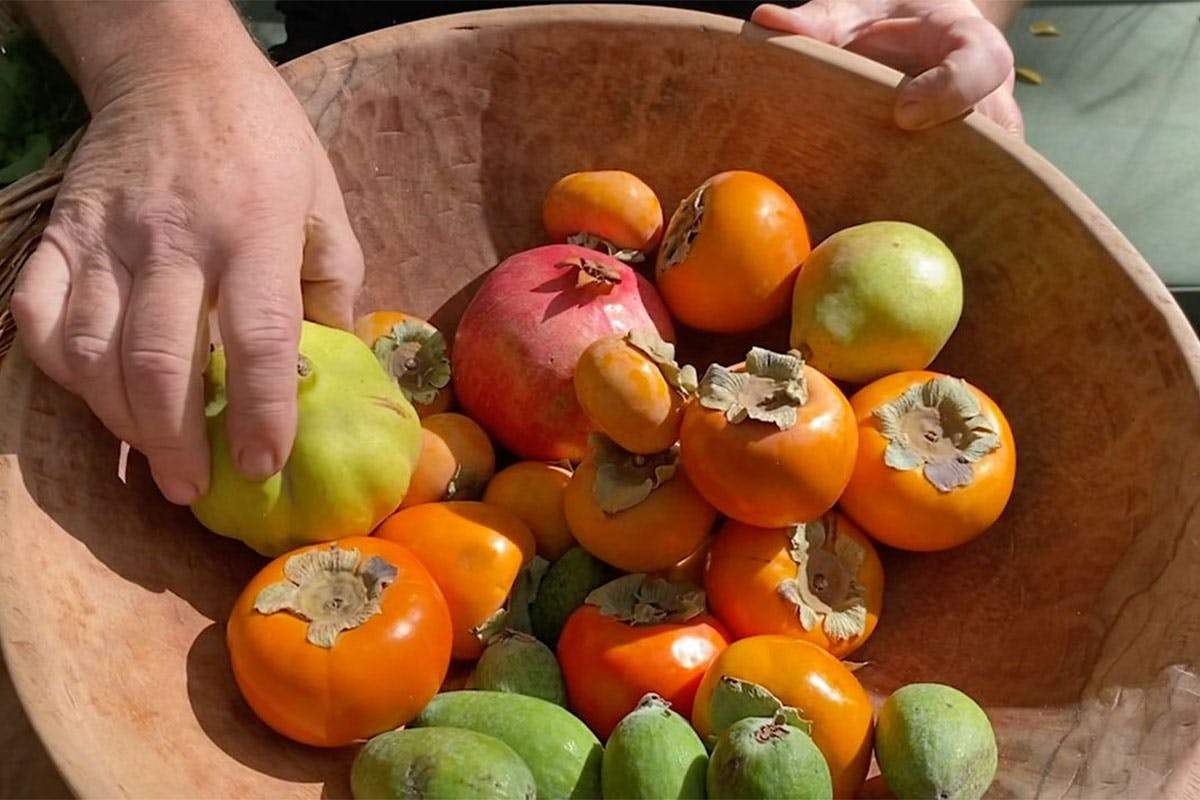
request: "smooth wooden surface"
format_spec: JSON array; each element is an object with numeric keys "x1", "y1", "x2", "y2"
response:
[{"x1": 3, "y1": 4, "x2": 1200, "y2": 798}]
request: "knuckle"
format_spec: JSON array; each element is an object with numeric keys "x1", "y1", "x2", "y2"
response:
[
  {"x1": 62, "y1": 332, "x2": 111, "y2": 377},
  {"x1": 124, "y1": 345, "x2": 194, "y2": 387}
]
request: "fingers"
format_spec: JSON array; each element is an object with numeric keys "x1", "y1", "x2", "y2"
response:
[
  {"x1": 10, "y1": 237, "x2": 74, "y2": 389},
  {"x1": 216, "y1": 227, "x2": 305, "y2": 482},
  {"x1": 121, "y1": 248, "x2": 211, "y2": 504},
  {"x1": 300, "y1": 163, "x2": 364, "y2": 330},
  {"x1": 750, "y1": 1, "x2": 874, "y2": 45},
  {"x1": 975, "y1": 73, "x2": 1025, "y2": 137},
  {"x1": 893, "y1": 14, "x2": 1015, "y2": 130}
]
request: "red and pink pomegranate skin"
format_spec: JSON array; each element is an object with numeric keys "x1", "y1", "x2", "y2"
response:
[{"x1": 451, "y1": 244, "x2": 675, "y2": 462}]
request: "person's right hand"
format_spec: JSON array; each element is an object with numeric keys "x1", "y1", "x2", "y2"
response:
[
  {"x1": 752, "y1": 0, "x2": 1024, "y2": 136},
  {"x1": 11, "y1": 3, "x2": 364, "y2": 505}
]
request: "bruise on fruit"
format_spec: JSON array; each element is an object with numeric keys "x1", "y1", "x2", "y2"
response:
[
  {"x1": 371, "y1": 319, "x2": 451, "y2": 406},
  {"x1": 585, "y1": 572, "x2": 705, "y2": 625},
  {"x1": 590, "y1": 432, "x2": 681, "y2": 514},
  {"x1": 777, "y1": 515, "x2": 869, "y2": 642},
  {"x1": 253, "y1": 545, "x2": 396, "y2": 648},
  {"x1": 659, "y1": 183, "x2": 707, "y2": 271},
  {"x1": 557, "y1": 255, "x2": 622, "y2": 292},
  {"x1": 874, "y1": 376, "x2": 1001, "y2": 492},
  {"x1": 698, "y1": 347, "x2": 808, "y2": 429},
  {"x1": 625, "y1": 329, "x2": 698, "y2": 397}
]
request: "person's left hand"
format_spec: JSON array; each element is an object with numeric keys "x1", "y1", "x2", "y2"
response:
[{"x1": 752, "y1": 0, "x2": 1024, "y2": 137}]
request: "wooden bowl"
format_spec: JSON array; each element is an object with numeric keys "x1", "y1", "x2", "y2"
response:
[{"x1": 3, "y1": 5, "x2": 1200, "y2": 798}]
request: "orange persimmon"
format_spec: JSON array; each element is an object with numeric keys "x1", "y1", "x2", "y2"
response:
[
  {"x1": 563, "y1": 435, "x2": 717, "y2": 573},
  {"x1": 354, "y1": 310, "x2": 453, "y2": 417},
  {"x1": 704, "y1": 512, "x2": 883, "y2": 658},
  {"x1": 375, "y1": 501, "x2": 536, "y2": 660},
  {"x1": 573, "y1": 329, "x2": 695, "y2": 454},
  {"x1": 692, "y1": 635, "x2": 874, "y2": 800},
  {"x1": 655, "y1": 170, "x2": 810, "y2": 333},
  {"x1": 401, "y1": 413, "x2": 496, "y2": 508},
  {"x1": 839, "y1": 370, "x2": 1017, "y2": 552},
  {"x1": 226, "y1": 536, "x2": 452, "y2": 747},
  {"x1": 542, "y1": 170, "x2": 664, "y2": 257},
  {"x1": 482, "y1": 461, "x2": 576, "y2": 561},
  {"x1": 680, "y1": 347, "x2": 857, "y2": 529}
]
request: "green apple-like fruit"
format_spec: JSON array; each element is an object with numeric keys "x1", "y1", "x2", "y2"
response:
[{"x1": 790, "y1": 221, "x2": 963, "y2": 384}]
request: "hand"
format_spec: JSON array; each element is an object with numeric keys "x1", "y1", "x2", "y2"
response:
[
  {"x1": 752, "y1": 0, "x2": 1024, "y2": 136},
  {"x1": 11, "y1": 6, "x2": 364, "y2": 505}
]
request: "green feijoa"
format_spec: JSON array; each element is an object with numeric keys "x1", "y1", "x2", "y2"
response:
[
  {"x1": 602, "y1": 693, "x2": 707, "y2": 799},
  {"x1": 707, "y1": 714, "x2": 833, "y2": 800},
  {"x1": 469, "y1": 630, "x2": 568, "y2": 707},
  {"x1": 350, "y1": 726, "x2": 536, "y2": 799},
  {"x1": 412, "y1": 690, "x2": 603, "y2": 799}
]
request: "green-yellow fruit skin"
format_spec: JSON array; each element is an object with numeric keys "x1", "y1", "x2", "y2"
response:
[
  {"x1": 602, "y1": 695, "x2": 708, "y2": 800},
  {"x1": 191, "y1": 321, "x2": 422, "y2": 557},
  {"x1": 470, "y1": 633, "x2": 569, "y2": 707},
  {"x1": 875, "y1": 683, "x2": 998, "y2": 800},
  {"x1": 351, "y1": 727, "x2": 537, "y2": 800},
  {"x1": 789, "y1": 221, "x2": 963, "y2": 384},
  {"x1": 531, "y1": 546, "x2": 618, "y2": 647},
  {"x1": 707, "y1": 716, "x2": 833, "y2": 800},
  {"x1": 412, "y1": 690, "x2": 604, "y2": 800}
]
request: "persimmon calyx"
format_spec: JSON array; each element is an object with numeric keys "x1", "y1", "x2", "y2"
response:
[
  {"x1": 372, "y1": 320, "x2": 451, "y2": 405},
  {"x1": 874, "y1": 375, "x2": 1001, "y2": 492},
  {"x1": 707, "y1": 676, "x2": 813, "y2": 746},
  {"x1": 254, "y1": 545, "x2": 397, "y2": 648},
  {"x1": 660, "y1": 183, "x2": 707, "y2": 271},
  {"x1": 558, "y1": 255, "x2": 622, "y2": 292},
  {"x1": 626, "y1": 329, "x2": 698, "y2": 397},
  {"x1": 777, "y1": 516, "x2": 868, "y2": 642},
  {"x1": 590, "y1": 433, "x2": 680, "y2": 514},
  {"x1": 471, "y1": 556, "x2": 549, "y2": 645},
  {"x1": 566, "y1": 231, "x2": 645, "y2": 264},
  {"x1": 698, "y1": 347, "x2": 808, "y2": 429},
  {"x1": 585, "y1": 573, "x2": 705, "y2": 625}
]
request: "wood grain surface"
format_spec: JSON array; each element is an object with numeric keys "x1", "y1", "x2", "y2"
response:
[{"x1": 2, "y1": 5, "x2": 1200, "y2": 798}]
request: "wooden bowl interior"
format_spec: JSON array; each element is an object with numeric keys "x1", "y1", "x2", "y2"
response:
[{"x1": 3, "y1": 6, "x2": 1200, "y2": 798}]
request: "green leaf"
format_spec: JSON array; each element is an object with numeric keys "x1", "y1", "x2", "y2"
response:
[{"x1": 708, "y1": 676, "x2": 813, "y2": 737}]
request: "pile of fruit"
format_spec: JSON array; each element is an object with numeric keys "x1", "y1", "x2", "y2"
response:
[{"x1": 192, "y1": 169, "x2": 1016, "y2": 800}]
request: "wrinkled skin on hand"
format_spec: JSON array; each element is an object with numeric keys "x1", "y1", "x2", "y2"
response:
[
  {"x1": 11, "y1": 55, "x2": 364, "y2": 505},
  {"x1": 752, "y1": 0, "x2": 1024, "y2": 136}
]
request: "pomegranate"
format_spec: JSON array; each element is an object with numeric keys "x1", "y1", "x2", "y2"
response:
[{"x1": 452, "y1": 244, "x2": 675, "y2": 461}]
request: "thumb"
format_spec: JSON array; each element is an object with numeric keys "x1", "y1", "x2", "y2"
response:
[{"x1": 301, "y1": 162, "x2": 365, "y2": 331}]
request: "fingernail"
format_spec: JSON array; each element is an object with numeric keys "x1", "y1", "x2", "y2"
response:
[
  {"x1": 896, "y1": 100, "x2": 931, "y2": 129},
  {"x1": 158, "y1": 476, "x2": 201, "y2": 506},
  {"x1": 238, "y1": 446, "x2": 282, "y2": 481}
]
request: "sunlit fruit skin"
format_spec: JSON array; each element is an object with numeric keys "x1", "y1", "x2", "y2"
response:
[
  {"x1": 703, "y1": 515, "x2": 884, "y2": 658},
  {"x1": 691, "y1": 634, "x2": 874, "y2": 800},
  {"x1": 483, "y1": 461, "x2": 576, "y2": 561},
  {"x1": 451, "y1": 244, "x2": 675, "y2": 462},
  {"x1": 679, "y1": 364, "x2": 857, "y2": 528},
  {"x1": 839, "y1": 370, "x2": 1017, "y2": 552},
  {"x1": 573, "y1": 335, "x2": 684, "y2": 454},
  {"x1": 542, "y1": 170, "x2": 664, "y2": 253},
  {"x1": 226, "y1": 536, "x2": 453, "y2": 748},
  {"x1": 655, "y1": 170, "x2": 810, "y2": 333},
  {"x1": 563, "y1": 453, "x2": 718, "y2": 573},
  {"x1": 374, "y1": 501, "x2": 536, "y2": 660},
  {"x1": 353, "y1": 310, "x2": 453, "y2": 417},
  {"x1": 557, "y1": 605, "x2": 729, "y2": 740}
]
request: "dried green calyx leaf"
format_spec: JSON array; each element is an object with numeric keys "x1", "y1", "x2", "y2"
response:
[
  {"x1": 1028, "y1": 20, "x2": 1059, "y2": 36},
  {"x1": 874, "y1": 375, "x2": 1002, "y2": 492},
  {"x1": 591, "y1": 433, "x2": 680, "y2": 514},
  {"x1": 697, "y1": 347, "x2": 808, "y2": 429},
  {"x1": 626, "y1": 329, "x2": 698, "y2": 396},
  {"x1": 707, "y1": 676, "x2": 814, "y2": 742},
  {"x1": 471, "y1": 556, "x2": 550, "y2": 645},
  {"x1": 372, "y1": 319, "x2": 451, "y2": 406},
  {"x1": 659, "y1": 183, "x2": 707, "y2": 272},
  {"x1": 254, "y1": 545, "x2": 397, "y2": 648},
  {"x1": 585, "y1": 573, "x2": 706, "y2": 625},
  {"x1": 558, "y1": 255, "x2": 622, "y2": 291},
  {"x1": 566, "y1": 231, "x2": 645, "y2": 264},
  {"x1": 777, "y1": 515, "x2": 869, "y2": 642}
]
